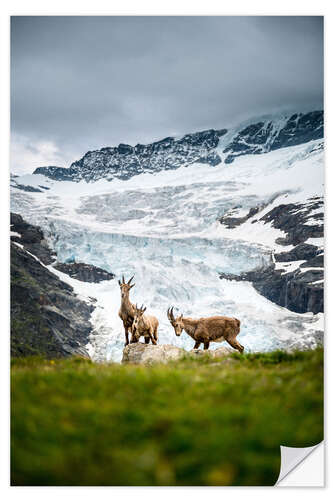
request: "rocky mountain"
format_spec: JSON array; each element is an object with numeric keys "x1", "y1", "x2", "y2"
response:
[
  {"x1": 219, "y1": 197, "x2": 324, "y2": 314},
  {"x1": 10, "y1": 213, "x2": 114, "y2": 358},
  {"x1": 223, "y1": 110, "x2": 323, "y2": 163},
  {"x1": 32, "y1": 110, "x2": 323, "y2": 183},
  {"x1": 33, "y1": 128, "x2": 227, "y2": 182}
]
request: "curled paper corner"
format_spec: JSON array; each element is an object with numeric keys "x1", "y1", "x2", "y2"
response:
[{"x1": 275, "y1": 442, "x2": 324, "y2": 485}]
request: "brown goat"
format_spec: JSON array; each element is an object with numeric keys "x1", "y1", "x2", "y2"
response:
[
  {"x1": 167, "y1": 307, "x2": 244, "y2": 353},
  {"x1": 131, "y1": 304, "x2": 159, "y2": 345},
  {"x1": 118, "y1": 275, "x2": 136, "y2": 345}
]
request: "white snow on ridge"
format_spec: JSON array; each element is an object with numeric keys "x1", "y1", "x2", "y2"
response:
[
  {"x1": 10, "y1": 231, "x2": 21, "y2": 238},
  {"x1": 10, "y1": 139, "x2": 324, "y2": 361},
  {"x1": 275, "y1": 260, "x2": 307, "y2": 274}
]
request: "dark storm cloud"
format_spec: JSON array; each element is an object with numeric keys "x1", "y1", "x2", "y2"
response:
[{"x1": 11, "y1": 16, "x2": 323, "y2": 172}]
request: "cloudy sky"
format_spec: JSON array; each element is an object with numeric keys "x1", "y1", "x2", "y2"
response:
[{"x1": 11, "y1": 16, "x2": 323, "y2": 174}]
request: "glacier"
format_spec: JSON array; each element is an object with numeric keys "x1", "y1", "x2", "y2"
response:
[{"x1": 10, "y1": 135, "x2": 324, "y2": 362}]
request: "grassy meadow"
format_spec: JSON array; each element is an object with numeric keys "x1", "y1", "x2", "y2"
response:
[{"x1": 11, "y1": 348, "x2": 323, "y2": 486}]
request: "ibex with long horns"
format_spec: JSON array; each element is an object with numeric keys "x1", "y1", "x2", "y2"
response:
[
  {"x1": 118, "y1": 275, "x2": 136, "y2": 345},
  {"x1": 131, "y1": 304, "x2": 159, "y2": 345},
  {"x1": 167, "y1": 307, "x2": 244, "y2": 353}
]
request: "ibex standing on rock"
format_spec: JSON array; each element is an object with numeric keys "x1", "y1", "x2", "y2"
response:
[
  {"x1": 131, "y1": 304, "x2": 159, "y2": 345},
  {"x1": 167, "y1": 307, "x2": 244, "y2": 353},
  {"x1": 118, "y1": 275, "x2": 136, "y2": 346}
]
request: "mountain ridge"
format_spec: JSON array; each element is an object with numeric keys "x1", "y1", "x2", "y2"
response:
[{"x1": 33, "y1": 110, "x2": 323, "y2": 183}]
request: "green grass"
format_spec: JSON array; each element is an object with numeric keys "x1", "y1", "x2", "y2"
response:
[{"x1": 11, "y1": 349, "x2": 323, "y2": 486}]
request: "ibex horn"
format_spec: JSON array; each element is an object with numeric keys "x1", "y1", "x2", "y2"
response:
[
  {"x1": 122, "y1": 275, "x2": 125, "y2": 284},
  {"x1": 168, "y1": 307, "x2": 175, "y2": 322}
]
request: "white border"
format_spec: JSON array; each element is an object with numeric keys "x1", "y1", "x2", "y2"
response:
[{"x1": 1, "y1": 2, "x2": 331, "y2": 497}]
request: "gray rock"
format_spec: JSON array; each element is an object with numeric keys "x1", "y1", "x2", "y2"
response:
[
  {"x1": 223, "y1": 111, "x2": 323, "y2": 163},
  {"x1": 53, "y1": 261, "x2": 115, "y2": 283},
  {"x1": 275, "y1": 243, "x2": 319, "y2": 262},
  {"x1": 219, "y1": 196, "x2": 324, "y2": 315},
  {"x1": 122, "y1": 343, "x2": 185, "y2": 365},
  {"x1": 10, "y1": 212, "x2": 56, "y2": 265},
  {"x1": 190, "y1": 346, "x2": 234, "y2": 358},
  {"x1": 260, "y1": 199, "x2": 323, "y2": 246},
  {"x1": 122, "y1": 343, "x2": 234, "y2": 365},
  {"x1": 220, "y1": 263, "x2": 323, "y2": 314}
]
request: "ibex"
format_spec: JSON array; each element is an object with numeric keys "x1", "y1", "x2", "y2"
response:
[
  {"x1": 167, "y1": 307, "x2": 244, "y2": 353},
  {"x1": 118, "y1": 275, "x2": 136, "y2": 346},
  {"x1": 131, "y1": 304, "x2": 159, "y2": 345}
]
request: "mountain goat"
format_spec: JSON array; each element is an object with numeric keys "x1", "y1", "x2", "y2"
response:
[
  {"x1": 167, "y1": 307, "x2": 244, "y2": 352},
  {"x1": 118, "y1": 275, "x2": 136, "y2": 346},
  {"x1": 131, "y1": 304, "x2": 159, "y2": 345}
]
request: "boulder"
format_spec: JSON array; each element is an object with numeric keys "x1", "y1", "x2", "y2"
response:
[
  {"x1": 190, "y1": 346, "x2": 234, "y2": 358},
  {"x1": 122, "y1": 343, "x2": 234, "y2": 365}
]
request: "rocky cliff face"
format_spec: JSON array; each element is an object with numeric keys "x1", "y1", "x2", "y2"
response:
[
  {"x1": 34, "y1": 128, "x2": 227, "y2": 182},
  {"x1": 260, "y1": 197, "x2": 324, "y2": 246},
  {"x1": 220, "y1": 260, "x2": 323, "y2": 315},
  {"x1": 32, "y1": 111, "x2": 323, "y2": 183},
  {"x1": 53, "y1": 262, "x2": 115, "y2": 283},
  {"x1": 219, "y1": 199, "x2": 323, "y2": 314},
  {"x1": 10, "y1": 213, "x2": 56, "y2": 264},
  {"x1": 10, "y1": 214, "x2": 102, "y2": 358},
  {"x1": 223, "y1": 110, "x2": 323, "y2": 163}
]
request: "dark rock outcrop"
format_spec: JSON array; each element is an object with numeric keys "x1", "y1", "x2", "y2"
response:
[
  {"x1": 220, "y1": 259, "x2": 323, "y2": 315},
  {"x1": 11, "y1": 241, "x2": 94, "y2": 358},
  {"x1": 10, "y1": 214, "x2": 97, "y2": 358},
  {"x1": 251, "y1": 267, "x2": 323, "y2": 315},
  {"x1": 33, "y1": 165, "x2": 74, "y2": 181},
  {"x1": 219, "y1": 203, "x2": 268, "y2": 228},
  {"x1": 270, "y1": 111, "x2": 324, "y2": 151},
  {"x1": 33, "y1": 129, "x2": 227, "y2": 183},
  {"x1": 260, "y1": 198, "x2": 324, "y2": 246},
  {"x1": 10, "y1": 213, "x2": 56, "y2": 265},
  {"x1": 219, "y1": 194, "x2": 324, "y2": 314},
  {"x1": 53, "y1": 262, "x2": 115, "y2": 283},
  {"x1": 11, "y1": 183, "x2": 43, "y2": 193},
  {"x1": 223, "y1": 110, "x2": 323, "y2": 163},
  {"x1": 275, "y1": 243, "x2": 319, "y2": 262}
]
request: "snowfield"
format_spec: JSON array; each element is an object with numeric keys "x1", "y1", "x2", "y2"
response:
[{"x1": 11, "y1": 138, "x2": 324, "y2": 361}]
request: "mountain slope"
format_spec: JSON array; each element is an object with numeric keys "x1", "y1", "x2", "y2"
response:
[
  {"x1": 219, "y1": 195, "x2": 324, "y2": 314},
  {"x1": 32, "y1": 110, "x2": 323, "y2": 183},
  {"x1": 10, "y1": 213, "x2": 102, "y2": 358}
]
